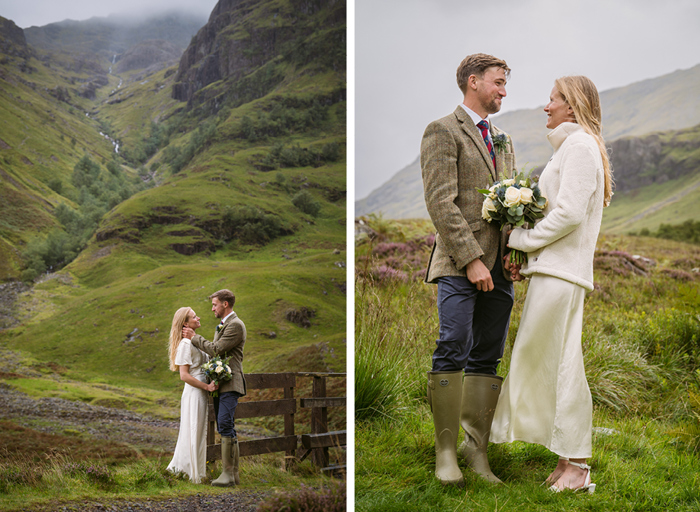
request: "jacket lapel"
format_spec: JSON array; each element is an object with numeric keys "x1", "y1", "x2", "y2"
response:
[
  {"x1": 213, "y1": 312, "x2": 237, "y2": 343},
  {"x1": 454, "y1": 107, "x2": 497, "y2": 181}
]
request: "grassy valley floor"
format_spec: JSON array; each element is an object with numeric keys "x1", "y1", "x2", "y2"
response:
[{"x1": 355, "y1": 218, "x2": 700, "y2": 511}]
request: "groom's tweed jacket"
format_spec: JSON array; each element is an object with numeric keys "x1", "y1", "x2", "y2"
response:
[
  {"x1": 191, "y1": 312, "x2": 246, "y2": 396},
  {"x1": 422, "y1": 106, "x2": 516, "y2": 283}
]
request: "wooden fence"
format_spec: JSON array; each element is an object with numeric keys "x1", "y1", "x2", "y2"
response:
[{"x1": 206, "y1": 372, "x2": 346, "y2": 474}]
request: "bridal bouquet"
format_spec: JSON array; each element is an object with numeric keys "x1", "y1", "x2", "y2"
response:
[
  {"x1": 477, "y1": 171, "x2": 548, "y2": 264},
  {"x1": 202, "y1": 356, "x2": 232, "y2": 397}
]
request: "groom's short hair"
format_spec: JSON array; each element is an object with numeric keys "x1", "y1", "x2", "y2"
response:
[
  {"x1": 210, "y1": 289, "x2": 235, "y2": 308},
  {"x1": 457, "y1": 53, "x2": 510, "y2": 94}
]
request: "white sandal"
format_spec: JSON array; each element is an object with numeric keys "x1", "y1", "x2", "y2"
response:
[{"x1": 549, "y1": 461, "x2": 596, "y2": 494}]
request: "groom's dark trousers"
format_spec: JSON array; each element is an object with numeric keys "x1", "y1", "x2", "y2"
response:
[
  {"x1": 432, "y1": 253, "x2": 514, "y2": 375},
  {"x1": 214, "y1": 391, "x2": 243, "y2": 438}
]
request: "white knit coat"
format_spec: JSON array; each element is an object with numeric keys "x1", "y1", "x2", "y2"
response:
[{"x1": 509, "y1": 122, "x2": 605, "y2": 291}]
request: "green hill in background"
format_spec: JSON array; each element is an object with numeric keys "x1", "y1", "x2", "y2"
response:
[
  {"x1": 356, "y1": 65, "x2": 700, "y2": 234},
  {"x1": 0, "y1": 0, "x2": 347, "y2": 403}
]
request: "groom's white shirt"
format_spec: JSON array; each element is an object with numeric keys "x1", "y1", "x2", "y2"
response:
[
  {"x1": 221, "y1": 311, "x2": 235, "y2": 324},
  {"x1": 460, "y1": 103, "x2": 492, "y2": 146}
]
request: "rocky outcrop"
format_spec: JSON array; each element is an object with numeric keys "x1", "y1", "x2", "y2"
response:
[
  {"x1": 0, "y1": 16, "x2": 30, "y2": 60},
  {"x1": 172, "y1": 0, "x2": 345, "y2": 105},
  {"x1": 610, "y1": 124, "x2": 700, "y2": 192}
]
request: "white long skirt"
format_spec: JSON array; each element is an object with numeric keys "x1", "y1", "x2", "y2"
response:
[
  {"x1": 490, "y1": 274, "x2": 592, "y2": 459},
  {"x1": 167, "y1": 380, "x2": 209, "y2": 483}
]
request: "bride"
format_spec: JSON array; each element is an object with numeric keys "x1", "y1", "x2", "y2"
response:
[{"x1": 166, "y1": 307, "x2": 218, "y2": 483}]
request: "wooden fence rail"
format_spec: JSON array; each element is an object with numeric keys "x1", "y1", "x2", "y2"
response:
[{"x1": 206, "y1": 372, "x2": 346, "y2": 473}]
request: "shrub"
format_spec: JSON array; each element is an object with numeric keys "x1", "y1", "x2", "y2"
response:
[
  {"x1": 221, "y1": 205, "x2": 288, "y2": 245},
  {"x1": 48, "y1": 178, "x2": 63, "y2": 194},
  {"x1": 292, "y1": 190, "x2": 321, "y2": 217}
]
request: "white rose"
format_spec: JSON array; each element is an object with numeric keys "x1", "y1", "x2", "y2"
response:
[
  {"x1": 226, "y1": 366, "x2": 231, "y2": 373},
  {"x1": 215, "y1": 366, "x2": 224, "y2": 374},
  {"x1": 503, "y1": 186, "x2": 521, "y2": 207},
  {"x1": 520, "y1": 187, "x2": 534, "y2": 204},
  {"x1": 502, "y1": 179, "x2": 515, "y2": 186},
  {"x1": 519, "y1": 180, "x2": 528, "y2": 187},
  {"x1": 481, "y1": 197, "x2": 497, "y2": 220}
]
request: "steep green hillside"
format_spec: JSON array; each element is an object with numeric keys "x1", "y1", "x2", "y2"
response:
[
  {"x1": 0, "y1": 16, "x2": 128, "y2": 278},
  {"x1": 602, "y1": 173, "x2": 700, "y2": 234},
  {"x1": 0, "y1": 0, "x2": 346, "y2": 402}
]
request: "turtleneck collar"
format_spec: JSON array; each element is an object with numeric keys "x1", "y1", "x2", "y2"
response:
[{"x1": 547, "y1": 122, "x2": 583, "y2": 151}]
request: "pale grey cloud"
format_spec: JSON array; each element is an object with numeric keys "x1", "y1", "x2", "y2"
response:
[
  {"x1": 356, "y1": 0, "x2": 700, "y2": 199},
  {"x1": 0, "y1": 0, "x2": 217, "y2": 28}
]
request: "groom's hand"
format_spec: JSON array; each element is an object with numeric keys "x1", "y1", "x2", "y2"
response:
[
  {"x1": 466, "y1": 258, "x2": 494, "y2": 292},
  {"x1": 182, "y1": 326, "x2": 195, "y2": 339}
]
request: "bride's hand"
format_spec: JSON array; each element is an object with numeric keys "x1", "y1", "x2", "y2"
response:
[{"x1": 206, "y1": 382, "x2": 219, "y2": 392}]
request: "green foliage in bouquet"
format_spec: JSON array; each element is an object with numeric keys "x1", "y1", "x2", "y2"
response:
[
  {"x1": 477, "y1": 170, "x2": 548, "y2": 264},
  {"x1": 477, "y1": 170, "x2": 548, "y2": 228},
  {"x1": 201, "y1": 356, "x2": 233, "y2": 398}
]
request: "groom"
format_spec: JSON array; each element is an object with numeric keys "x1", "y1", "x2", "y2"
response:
[
  {"x1": 421, "y1": 53, "x2": 516, "y2": 486},
  {"x1": 182, "y1": 288, "x2": 246, "y2": 487}
]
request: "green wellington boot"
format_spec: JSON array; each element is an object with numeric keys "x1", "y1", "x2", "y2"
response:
[
  {"x1": 212, "y1": 436, "x2": 236, "y2": 487},
  {"x1": 427, "y1": 371, "x2": 464, "y2": 486},
  {"x1": 457, "y1": 373, "x2": 503, "y2": 483},
  {"x1": 232, "y1": 437, "x2": 240, "y2": 485}
]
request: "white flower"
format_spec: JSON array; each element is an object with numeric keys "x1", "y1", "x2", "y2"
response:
[
  {"x1": 215, "y1": 366, "x2": 224, "y2": 374},
  {"x1": 502, "y1": 179, "x2": 515, "y2": 186},
  {"x1": 503, "y1": 186, "x2": 522, "y2": 207},
  {"x1": 482, "y1": 197, "x2": 497, "y2": 220},
  {"x1": 519, "y1": 180, "x2": 528, "y2": 187},
  {"x1": 226, "y1": 366, "x2": 231, "y2": 373},
  {"x1": 519, "y1": 187, "x2": 534, "y2": 204}
]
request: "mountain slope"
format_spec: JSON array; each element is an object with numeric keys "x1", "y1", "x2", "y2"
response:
[
  {"x1": 357, "y1": 64, "x2": 700, "y2": 226},
  {"x1": 0, "y1": 0, "x2": 347, "y2": 396},
  {"x1": 494, "y1": 63, "x2": 700, "y2": 168}
]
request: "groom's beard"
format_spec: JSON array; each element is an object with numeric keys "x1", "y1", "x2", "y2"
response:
[{"x1": 485, "y1": 97, "x2": 503, "y2": 115}]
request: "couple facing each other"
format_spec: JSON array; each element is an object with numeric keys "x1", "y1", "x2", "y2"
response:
[
  {"x1": 422, "y1": 53, "x2": 613, "y2": 492},
  {"x1": 166, "y1": 288, "x2": 247, "y2": 486}
]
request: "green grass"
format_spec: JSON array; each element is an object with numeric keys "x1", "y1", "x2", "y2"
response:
[
  {"x1": 355, "y1": 218, "x2": 700, "y2": 511},
  {"x1": 602, "y1": 173, "x2": 700, "y2": 234},
  {"x1": 0, "y1": 449, "x2": 340, "y2": 511},
  {"x1": 2, "y1": 250, "x2": 346, "y2": 392}
]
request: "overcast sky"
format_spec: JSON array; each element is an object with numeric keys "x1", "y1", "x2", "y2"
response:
[
  {"x1": 0, "y1": 0, "x2": 217, "y2": 28},
  {"x1": 356, "y1": 0, "x2": 700, "y2": 199}
]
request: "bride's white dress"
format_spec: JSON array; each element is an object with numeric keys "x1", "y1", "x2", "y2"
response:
[
  {"x1": 490, "y1": 275, "x2": 593, "y2": 458},
  {"x1": 167, "y1": 338, "x2": 210, "y2": 483}
]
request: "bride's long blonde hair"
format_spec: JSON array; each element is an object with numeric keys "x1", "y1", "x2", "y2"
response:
[
  {"x1": 555, "y1": 75, "x2": 614, "y2": 207},
  {"x1": 168, "y1": 307, "x2": 193, "y2": 371}
]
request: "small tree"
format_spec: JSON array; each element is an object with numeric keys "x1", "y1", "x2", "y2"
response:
[{"x1": 292, "y1": 190, "x2": 321, "y2": 217}]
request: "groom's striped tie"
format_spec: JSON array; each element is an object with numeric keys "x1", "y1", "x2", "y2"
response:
[{"x1": 476, "y1": 120, "x2": 496, "y2": 169}]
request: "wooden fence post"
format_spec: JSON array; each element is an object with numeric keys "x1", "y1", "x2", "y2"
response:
[
  {"x1": 284, "y1": 377, "x2": 295, "y2": 470},
  {"x1": 311, "y1": 374, "x2": 329, "y2": 468}
]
